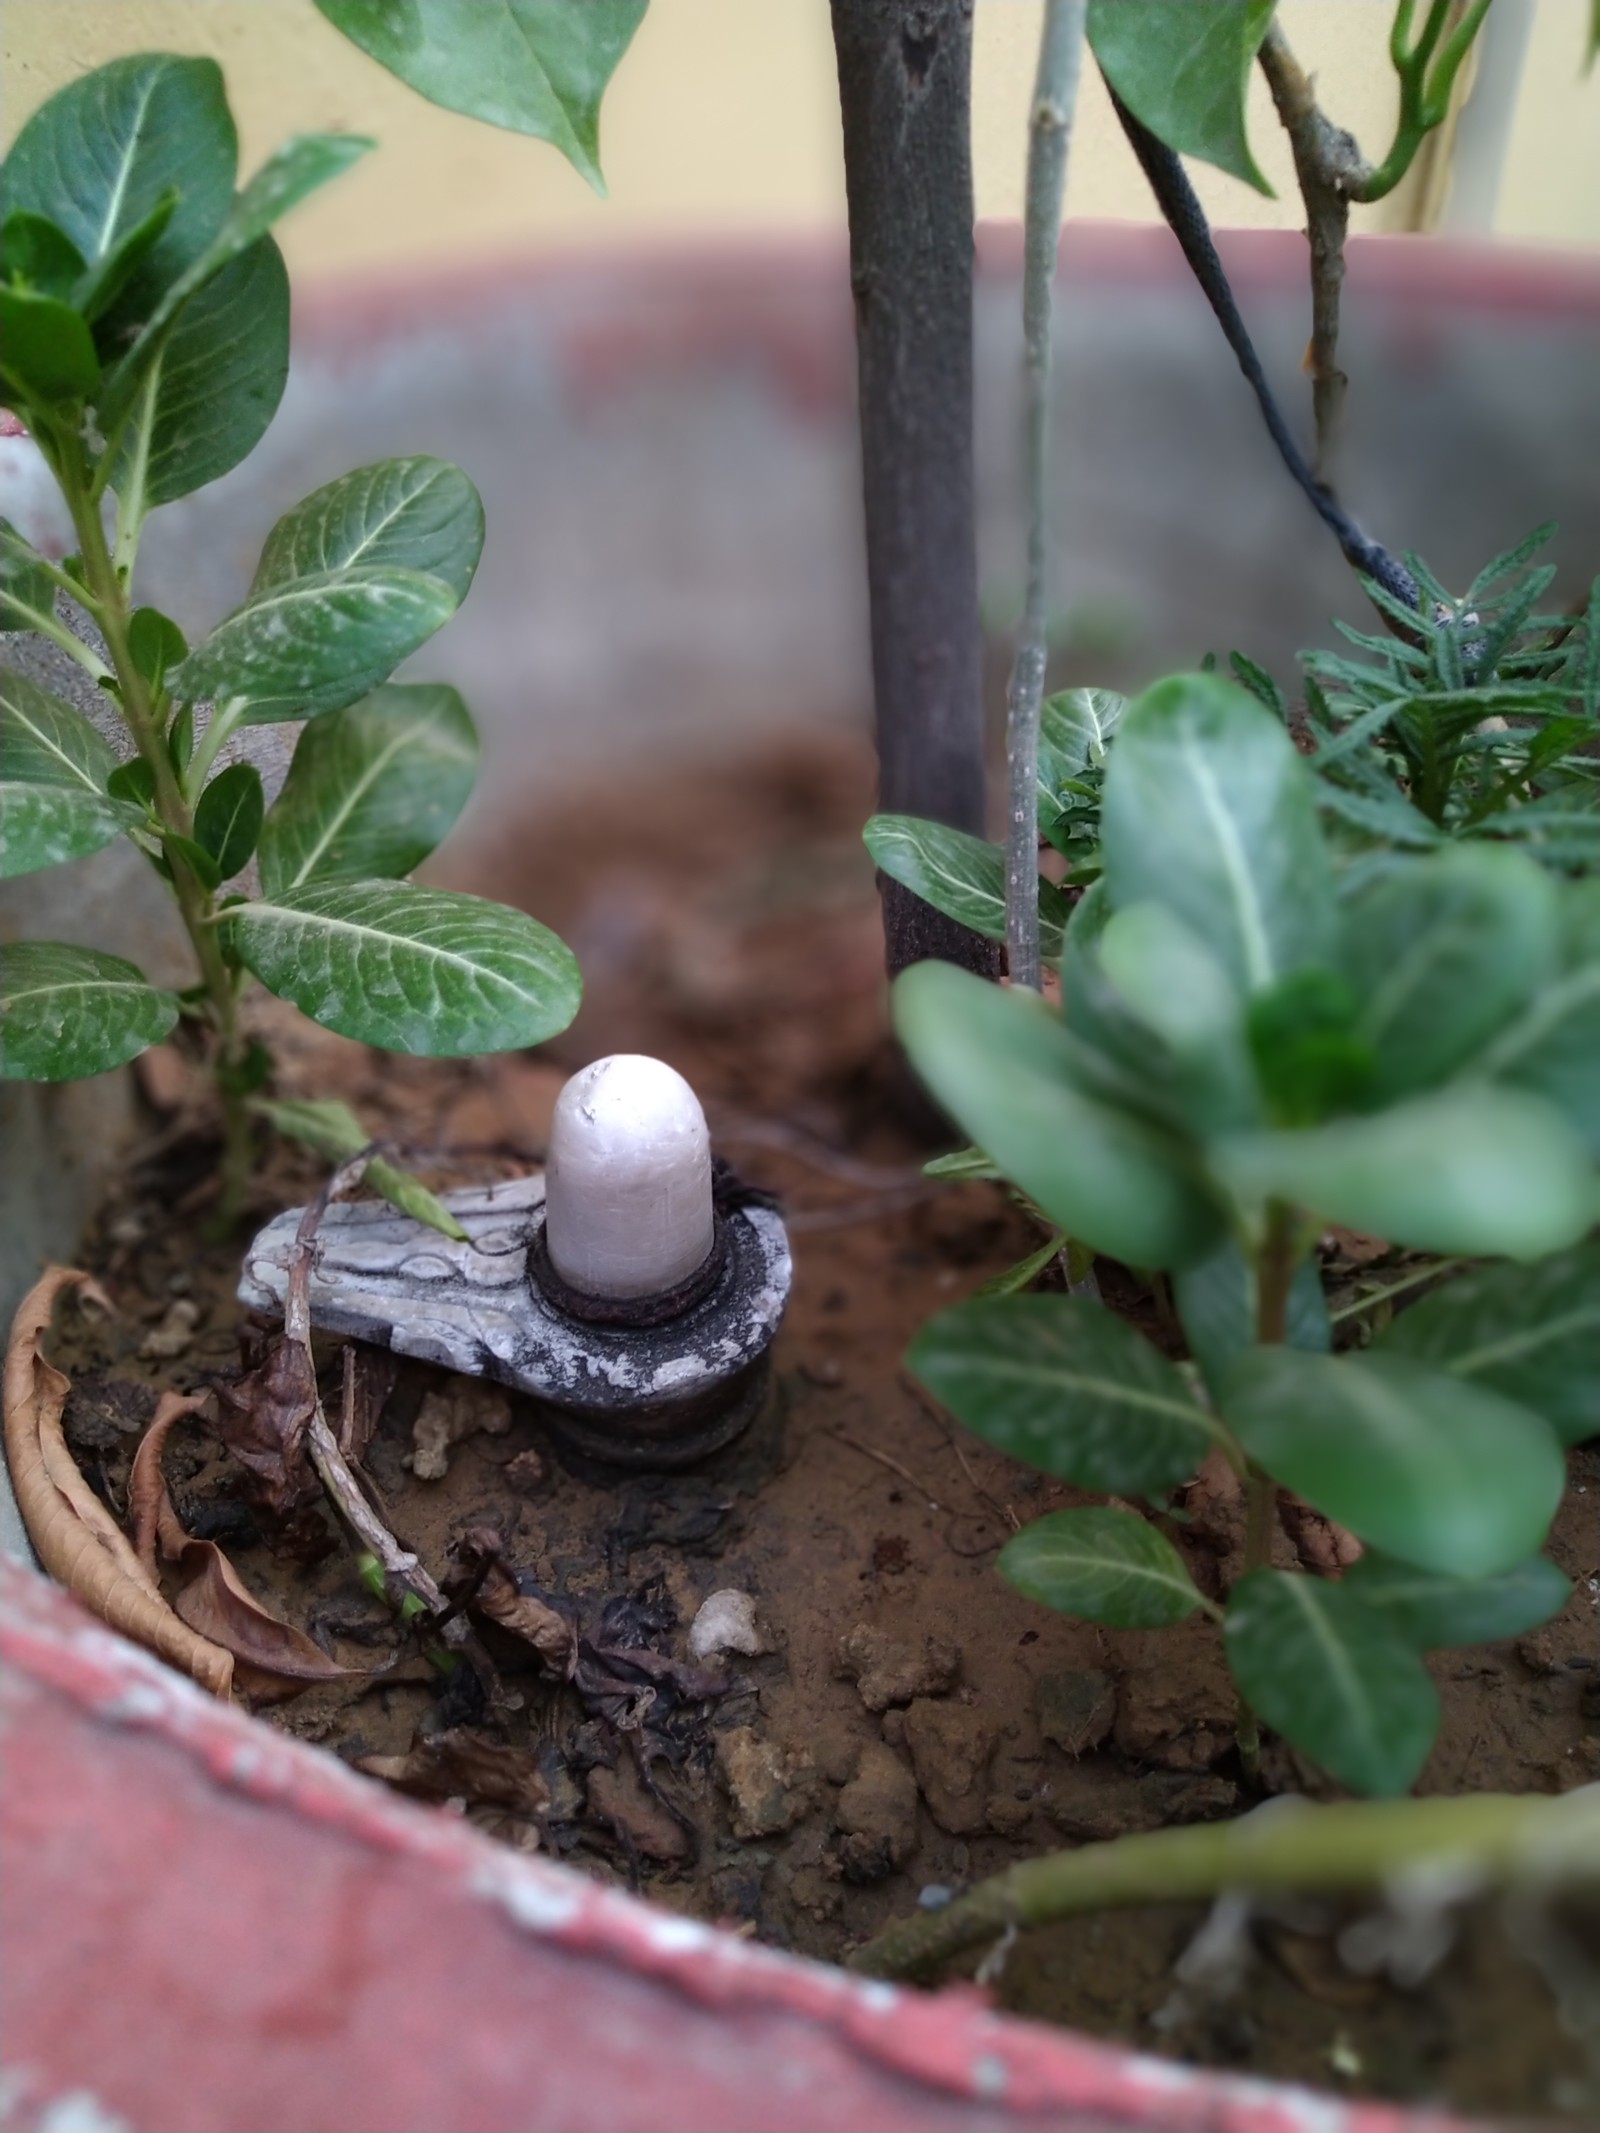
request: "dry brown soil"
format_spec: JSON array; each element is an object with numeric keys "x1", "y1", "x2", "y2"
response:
[{"x1": 42, "y1": 734, "x2": 1600, "y2": 2121}]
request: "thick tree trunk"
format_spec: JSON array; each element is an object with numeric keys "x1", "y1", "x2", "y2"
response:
[{"x1": 830, "y1": 0, "x2": 998, "y2": 982}]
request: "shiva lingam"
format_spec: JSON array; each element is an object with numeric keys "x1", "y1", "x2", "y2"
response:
[{"x1": 239, "y1": 1055, "x2": 791, "y2": 1467}]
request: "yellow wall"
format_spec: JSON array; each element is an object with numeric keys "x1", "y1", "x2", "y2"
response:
[{"x1": 3, "y1": 0, "x2": 1596, "y2": 287}]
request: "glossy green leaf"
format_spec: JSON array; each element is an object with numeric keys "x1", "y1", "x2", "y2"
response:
[
  {"x1": 1096, "y1": 900, "x2": 1258, "y2": 1131},
  {"x1": 72, "y1": 190, "x2": 177, "y2": 322},
  {"x1": 0, "y1": 940, "x2": 178, "y2": 1079},
  {"x1": 194, "y1": 762, "x2": 264, "y2": 881},
  {"x1": 226, "y1": 880, "x2": 581, "y2": 1055},
  {"x1": 1, "y1": 211, "x2": 87, "y2": 298},
  {"x1": 106, "y1": 759, "x2": 155, "y2": 809},
  {"x1": 0, "y1": 667, "x2": 132, "y2": 877},
  {"x1": 1343, "y1": 1552, "x2": 1571, "y2": 1651},
  {"x1": 909, "y1": 1294, "x2": 1220, "y2": 1495},
  {"x1": 0, "y1": 55, "x2": 235, "y2": 306},
  {"x1": 128, "y1": 607, "x2": 189, "y2": 686},
  {"x1": 256, "y1": 1095, "x2": 467, "y2": 1241},
  {"x1": 1245, "y1": 965, "x2": 1372, "y2": 1125},
  {"x1": 169, "y1": 566, "x2": 459, "y2": 724},
  {"x1": 1101, "y1": 673, "x2": 1334, "y2": 995},
  {"x1": 1344, "y1": 846, "x2": 1558, "y2": 1101},
  {"x1": 118, "y1": 238, "x2": 290, "y2": 507},
  {"x1": 252, "y1": 457, "x2": 485, "y2": 607},
  {"x1": 0, "y1": 286, "x2": 99, "y2": 402},
  {"x1": 893, "y1": 959, "x2": 1225, "y2": 1271},
  {"x1": 1377, "y1": 1240, "x2": 1600, "y2": 1448},
  {"x1": 1475, "y1": 880, "x2": 1600, "y2": 1155},
  {"x1": 0, "y1": 519, "x2": 59, "y2": 636},
  {"x1": 1225, "y1": 1571, "x2": 1439, "y2": 1797},
  {"x1": 315, "y1": 0, "x2": 647, "y2": 192},
  {"x1": 999, "y1": 1507, "x2": 1207, "y2": 1628},
  {"x1": 1213, "y1": 1085, "x2": 1596, "y2": 1260},
  {"x1": 1087, "y1": 0, "x2": 1276, "y2": 192},
  {"x1": 1038, "y1": 686, "x2": 1127, "y2": 792},
  {"x1": 863, "y1": 815, "x2": 1070, "y2": 963},
  {"x1": 1056, "y1": 878, "x2": 1211, "y2": 1133},
  {"x1": 973, "y1": 1232, "x2": 1070, "y2": 1299},
  {"x1": 161, "y1": 830, "x2": 221, "y2": 892},
  {"x1": 1173, "y1": 1235, "x2": 1329, "y2": 1399},
  {"x1": 1219, "y1": 1347, "x2": 1566, "y2": 1579},
  {"x1": 257, "y1": 683, "x2": 478, "y2": 897}
]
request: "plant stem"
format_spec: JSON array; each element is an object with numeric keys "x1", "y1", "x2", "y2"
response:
[
  {"x1": 56, "y1": 437, "x2": 254, "y2": 1225},
  {"x1": 1236, "y1": 1199, "x2": 1299, "y2": 1776},
  {"x1": 1330, "y1": 1255, "x2": 1464, "y2": 1324},
  {"x1": 1003, "y1": 0, "x2": 1087, "y2": 994},
  {"x1": 847, "y1": 1785, "x2": 1600, "y2": 1979},
  {"x1": 1256, "y1": 21, "x2": 1369, "y2": 481}
]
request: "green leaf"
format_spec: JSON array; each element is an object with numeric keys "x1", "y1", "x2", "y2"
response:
[
  {"x1": 1000, "y1": 1507, "x2": 1207, "y2": 1628},
  {"x1": 128, "y1": 606, "x2": 189, "y2": 687},
  {"x1": 161, "y1": 830, "x2": 222, "y2": 892},
  {"x1": 1344, "y1": 846, "x2": 1559, "y2": 1101},
  {"x1": 1245, "y1": 966, "x2": 1372, "y2": 1125},
  {"x1": 106, "y1": 759, "x2": 156, "y2": 809},
  {"x1": 923, "y1": 1146, "x2": 1003, "y2": 1183},
  {"x1": 1219, "y1": 1347, "x2": 1566, "y2": 1578},
  {"x1": 1343, "y1": 1552, "x2": 1571, "y2": 1651},
  {"x1": 0, "y1": 55, "x2": 235, "y2": 305},
  {"x1": 1377, "y1": 1240, "x2": 1600, "y2": 1448},
  {"x1": 194, "y1": 762, "x2": 264, "y2": 881},
  {"x1": 1225, "y1": 1571, "x2": 1439, "y2": 1797},
  {"x1": 72, "y1": 190, "x2": 177, "y2": 322},
  {"x1": 909, "y1": 1295, "x2": 1220, "y2": 1495},
  {"x1": 257, "y1": 682, "x2": 478, "y2": 896},
  {"x1": 1474, "y1": 880, "x2": 1600, "y2": 1155},
  {"x1": 0, "y1": 519, "x2": 61, "y2": 635},
  {"x1": 1038, "y1": 686, "x2": 1127, "y2": 792},
  {"x1": 105, "y1": 133, "x2": 371, "y2": 394},
  {"x1": 0, "y1": 667, "x2": 133, "y2": 877},
  {"x1": 315, "y1": 0, "x2": 647, "y2": 193},
  {"x1": 862, "y1": 815, "x2": 1070, "y2": 962},
  {"x1": 0, "y1": 286, "x2": 99, "y2": 402},
  {"x1": 169, "y1": 567, "x2": 459, "y2": 724},
  {"x1": 1, "y1": 211, "x2": 87, "y2": 298},
  {"x1": 1095, "y1": 900, "x2": 1258, "y2": 1132},
  {"x1": 1087, "y1": 0, "x2": 1276, "y2": 193},
  {"x1": 1101, "y1": 673, "x2": 1334, "y2": 995},
  {"x1": 256, "y1": 1094, "x2": 468, "y2": 1241},
  {"x1": 1213, "y1": 1085, "x2": 1597, "y2": 1260},
  {"x1": 973, "y1": 1232, "x2": 1070, "y2": 1299},
  {"x1": 252, "y1": 457, "x2": 485, "y2": 607},
  {"x1": 1173, "y1": 1235, "x2": 1328, "y2": 1399},
  {"x1": 225, "y1": 880, "x2": 581, "y2": 1055},
  {"x1": 893, "y1": 959, "x2": 1225, "y2": 1272},
  {"x1": 0, "y1": 940, "x2": 178, "y2": 1079},
  {"x1": 120, "y1": 238, "x2": 290, "y2": 507}
]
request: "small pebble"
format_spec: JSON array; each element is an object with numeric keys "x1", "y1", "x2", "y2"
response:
[
  {"x1": 918, "y1": 1884, "x2": 954, "y2": 1911},
  {"x1": 688, "y1": 1588, "x2": 769, "y2": 1662}
]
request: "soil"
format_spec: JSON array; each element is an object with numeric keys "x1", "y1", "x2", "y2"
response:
[{"x1": 34, "y1": 733, "x2": 1600, "y2": 2123}]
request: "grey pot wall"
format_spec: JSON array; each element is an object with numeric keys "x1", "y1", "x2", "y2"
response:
[{"x1": 3, "y1": 223, "x2": 1597, "y2": 1560}]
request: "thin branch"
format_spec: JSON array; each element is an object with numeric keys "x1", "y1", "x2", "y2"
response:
[{"x1": 1004, "y1": 0, "x2": 1088, "y2": 994}]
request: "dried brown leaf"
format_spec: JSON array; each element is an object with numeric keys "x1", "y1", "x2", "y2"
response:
[
  {"x1": 455, "y1": 1526, "x2": 577, "y2": 1677},
  {"x1": 211, "y1": 1330, "x2": 319, "y2": 1512},
  {"x1": 4, "y1": 1269, "x2": 233, "y2": 1698},
  {"x1": 358, "y1": 1728, "x2": 550, "y2": 1817},
  {"x1": 130, "y1": 1384, "x2": 369, "y2": 1703}
]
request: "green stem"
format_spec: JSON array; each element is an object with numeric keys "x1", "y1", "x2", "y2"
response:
[
  {"x1": 847, "y1": 1786, "x2": 1600, "y2": 1980},
  {"x1": 1236, "y1": 1200, "x2": 1298, "y2": 1777},
  {"x1": 57, "y1": 438, "x2": 254, "y2": 1227},
  {"x1": 1355, "y1": 0, "x2": 1493, "y2": 202},
  {"x1": 182, "y1": 695, "x2": 246, "y2": 802},
  {"x1": 1330, "y1": 1255, "x2": 1464, "y2": 1325}
]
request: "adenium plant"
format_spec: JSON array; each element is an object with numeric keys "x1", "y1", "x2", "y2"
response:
[
  {"x1": 895, "y1": 672, "x2": 1599, "y2": 1798},
  {"x1": 0, "y1": 55, "x2": 581, "y2": 1225}
]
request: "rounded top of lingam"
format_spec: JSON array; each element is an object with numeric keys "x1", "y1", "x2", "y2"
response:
[{"x1": 543, "y1": 1054, "x2": 716, "y2": 1302}]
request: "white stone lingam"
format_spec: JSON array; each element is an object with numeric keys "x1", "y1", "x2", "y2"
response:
[
  {"x1": 238, "y1": 1053, "x2": 790, "y2": 1467},
  {"x1": 544, "y1": 1055, "x2": 716, "y2": 1302}
]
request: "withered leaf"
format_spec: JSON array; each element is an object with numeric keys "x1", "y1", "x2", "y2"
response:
[
  {"x1": 4, "y1": 1273, "x2": 233, "y2": 1698},
  {"x1": 454, "y1": 1526, "x2": 577, "y2": 1677},
  {"x1": 358, "y1": 1727, "x2": 551, "y2": 1818},
  {"x1": 132, "y1": 1386, "x2": 368, "y2": 1703},
  {"x1": 211, "y1": 1329, "x2": 320, "y2": 1513}
]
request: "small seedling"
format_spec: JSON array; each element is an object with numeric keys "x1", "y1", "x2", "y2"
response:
[
  {"x1": 0, "y1": 56, "x2": 581, "y2": 1225},
  {"x1": 895, "y1": 671, "x2": 1599, "y2": 1798}
]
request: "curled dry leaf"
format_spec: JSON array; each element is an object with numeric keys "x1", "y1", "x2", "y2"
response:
[
  {"x1": 211, "y1": 1327, "x2": 320, "y2": 1513},
  {"x1": 4, "y1": 1269, "x2": 233, "y2": 1698},
  {"x1": 453, "y1": 1526, "x2": 577, "y2": 1677},
  {"x1": 358, "y1": 1728, "x2": 551, "y2": 1818},
  {"x1": 131, "y1": 1393, "x2": 371, "y2": 1704}
]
